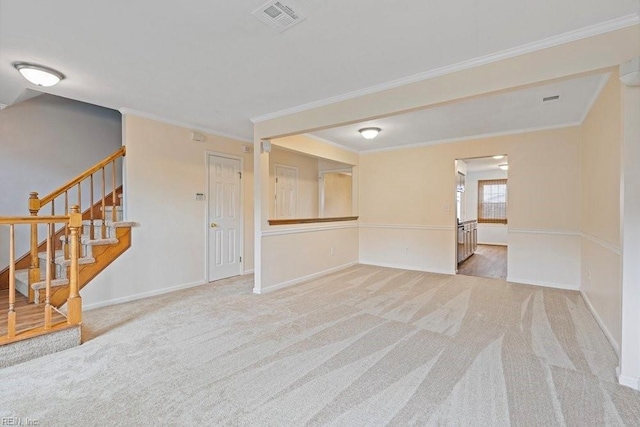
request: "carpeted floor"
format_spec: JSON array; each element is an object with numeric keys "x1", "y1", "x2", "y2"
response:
[{"x1": 1, "y1": 265, "x2": 639, "y2": 425}]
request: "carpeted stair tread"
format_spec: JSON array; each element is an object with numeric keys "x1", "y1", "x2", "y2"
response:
[
  {"x1": 59, "y1": 234, "x2": 119, "y2": 245},
  {"x1": 37, "y1": 251, "x2": 95, "y2": 267},
  {"x1": 31, "y1": 277, "x2": 69, "y2": 290},
  {"x1": 81, "y1": 236, "x2": 119, "y2": 245}
]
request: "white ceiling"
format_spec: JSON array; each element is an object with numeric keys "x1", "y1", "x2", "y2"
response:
[
  {"x1": 310, "y1": 73, "x2": 609, "y2": 152},
  {"x1": 0, "y1": 1, "x2": 637, "y2": 142},
  {"x1": 464, "y1": 156, "x2": 509, "y2": 173}
]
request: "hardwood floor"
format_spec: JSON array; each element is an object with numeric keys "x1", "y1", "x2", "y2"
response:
[
  {"x1": 0, "y1": 292, "x2": 67, "y2": 338},
  {"x1": 458, "y1": 244, "x2": 507, "y2": 280}
]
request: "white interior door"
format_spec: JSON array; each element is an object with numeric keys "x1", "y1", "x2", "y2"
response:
[
  {"x1": 208, "y1": 154, "x2": 242, "y2": 282},
  {"x1": 275, "y1": 165, "x2": 298, "y2": 218}
]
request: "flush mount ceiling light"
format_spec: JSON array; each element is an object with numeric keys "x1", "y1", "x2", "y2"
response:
[
  {"x1": 13, "y1": 62, "x2": 65, "y2": 87},
  {"x1": 493, "y1": 155, "x2": 505, "y2": 159},
  {"x1": 499, "y1": 164, "x2": 509, "y2": 171},
  {"x1": 359, "y1": 127, "x2": 381, "y2": 140}
]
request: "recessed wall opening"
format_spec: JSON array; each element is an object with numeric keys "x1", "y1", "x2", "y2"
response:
[{"x1": 455, "y1": 156, "x2": 508, "y2": 280}]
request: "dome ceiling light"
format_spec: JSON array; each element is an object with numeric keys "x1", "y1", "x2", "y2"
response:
[
  {"x1": 359, "y1": 127, "x2": 381, "y2": 140},
  {"x1": 13, "y1": 62, "x2": 65, "y2": 87}
]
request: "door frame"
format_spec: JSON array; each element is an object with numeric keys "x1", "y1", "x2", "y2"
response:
[
  {"x1": 205, "y1": 151, "x2": 245, "y2": 281},
  {"x1": 274, "y1": 163, "x2": 299, "y2": 218}
]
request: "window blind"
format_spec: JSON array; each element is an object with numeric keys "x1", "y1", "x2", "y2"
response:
[{"x1": 478, "y1": 179, "x2": 507, "y2": 224}]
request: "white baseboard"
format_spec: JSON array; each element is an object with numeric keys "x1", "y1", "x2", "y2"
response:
[
  {"x1": 506, "y1": 276, "x2": 578, "y2": 291},
  {"x1": 618, "y1": 373, "x2": 640, "y2": 390},
  {"x1": 359, "y1": 260, "x2": 455, "y2": 276},
  {"x1": 83, "y1": 280, "x2": 207, "y2": 311},
  {"x1": 477, "y1": 242, "x2": 508, "y2": 246},
  {"x1": 254, "y1": 262, "x2": 357, "y2": 294},
  {"x1": 243, "y1": 269, "x2": 255, "y2": 275},
  {"x1": 580, "y1": 290, "x2": 620, "y2": 356}
]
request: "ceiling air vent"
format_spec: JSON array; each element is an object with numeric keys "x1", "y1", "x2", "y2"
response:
[
  {"x1": 252, "y1": 0, "x2": 306, "y2": 32},
  {"x1": 542, "y1": 95, "x2": 560, "y2": 102}
]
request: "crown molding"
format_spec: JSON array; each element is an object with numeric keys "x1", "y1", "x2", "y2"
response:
[
  {"x1": 359, "y1": 122, "x2": 581, "y2": 154},
  {"x1": 118, "y1": 108, "x2": 252, "y2": 143},
  {"x1": 251, "y1": 14, "x2": 640, "y2": 124},
  {"x1": 302, "y1": 133, "x2": 359, "y2": 154},
  {"x1": 579, "y1": 73, "x2": 612, "y2": 124}
]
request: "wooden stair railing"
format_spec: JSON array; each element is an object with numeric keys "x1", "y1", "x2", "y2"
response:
[
  {"x1": 0, "y1": 188, "x2": 122, "y2": 292},
  {"x1": 0, "y1": 207, "x2": 82, "y2": 345},
  {"x1": 26, "y1": 147, "x2": 125, "y2": 302}
]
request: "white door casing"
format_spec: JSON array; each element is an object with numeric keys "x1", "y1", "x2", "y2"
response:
[
  {"x1": 208, "y1": 154, "x2": 242, "y2": 282},
  {"x1": 275, "y1": 164, "x2": 298, "y2": 218}
]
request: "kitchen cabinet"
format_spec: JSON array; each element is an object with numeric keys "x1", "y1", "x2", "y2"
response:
[{"x1": 457, "y1": 220, "x2": 477, "y2": 264}]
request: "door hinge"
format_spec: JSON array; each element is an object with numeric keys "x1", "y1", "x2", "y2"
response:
[
  {"x1": 275, "y1": 177, "x2": 278, "y2": 183},
  {"x1": 238, "y1": 172, "x2": 242, "y2": 179},
  {"x1": 240, "y1": 256, "x2": 242, "y2": 262}
]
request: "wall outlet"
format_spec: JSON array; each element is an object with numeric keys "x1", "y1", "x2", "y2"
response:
[
  {"x1": 195, "y1": 193, "x2": 205, "y2": 201},
  {"x1": 330, "y1": 247, "x2": 336, "y2": 256},
  {"x1": 442, "y1": 204, "x2": 451, "y2": 213}
]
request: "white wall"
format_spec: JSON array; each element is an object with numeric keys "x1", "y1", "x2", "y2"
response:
[
  {"x1": 82, "y1": 115, "x2": 254, "y2": 309},
  {"x1": 0, "y1": 94, "x2": 121, "y2": 270},
  {"x1": 465, "y1": 169, "x2": 508, "y2": 245}
]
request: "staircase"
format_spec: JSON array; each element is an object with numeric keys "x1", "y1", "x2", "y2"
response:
[{"x1": 0, "y1": 147, "x2": 133, "y2": 367}]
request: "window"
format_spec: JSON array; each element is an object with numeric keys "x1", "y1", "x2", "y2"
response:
[{"x1": 478, "y1": 179, "x2": 507, "y2": 224}]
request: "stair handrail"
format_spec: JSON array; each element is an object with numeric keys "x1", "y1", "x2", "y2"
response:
[
  {"x1": 35, "y1": 146, "x2": 126, "y2": 209},
  {"x1": 26, "y1": 146, "x2": 125, "y2": 296},
  {"x1": 0, "y1": 206, "x2": 82, "y2": 343}
]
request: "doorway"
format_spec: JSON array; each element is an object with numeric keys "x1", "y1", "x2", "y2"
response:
[
  {"x1": 207, "y1": 154, "x2": 242, "y2": 282},
  {"x1": 455, "y1": 156, "x2": 508, "y2": 280},
  {"x1": 274, "y1": 164, "x2": 298, "y2": 218}
]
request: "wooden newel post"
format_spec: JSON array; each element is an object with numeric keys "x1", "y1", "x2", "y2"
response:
[
  {"x1": 28, "y1": 192, "x2": 41, "y2": 303},
  {"x1": 67, "y1": 205, "x2": 82, "y2": 325}
]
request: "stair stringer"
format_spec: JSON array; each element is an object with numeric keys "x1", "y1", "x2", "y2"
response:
[{"x1": 44, "y1": 226, "x2": 132, "y2": 308}]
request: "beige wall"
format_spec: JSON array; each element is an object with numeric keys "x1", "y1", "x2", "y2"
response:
[
  {"x1": 83, "y1": 115, "x2": 254, "y2": 308},
  {"x1": 254, "y1": 134, "x2": 359, "y2": 292},
  {"x1": 269, "y1": 147, "x2": 319, "y2": 218},
  {"x1": 260, "y1": 226, "x2": 359, "y2": 293},
  {"x1": 580, "y1": 73, "x2": 622, "y2": 352},
  {"x1": 359, "y1": 126, "x2": 581, "y2": 286},
  {"x1": 322, "y1": 172, "x2": 352, "y2": 217}
]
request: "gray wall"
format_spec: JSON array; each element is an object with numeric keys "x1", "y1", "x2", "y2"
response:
[{"x1": 0, "y1": 94, "x2": 122, "y2": 268}]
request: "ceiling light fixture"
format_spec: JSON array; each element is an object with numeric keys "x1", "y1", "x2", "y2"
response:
[
  {"x1": 359, "y1": 127, "x2": 381, "y2": 140},
  {"x1": 493, "y1": 155, "x2": 505, "y2": 159},
  {"x1": 499, "y1": 164, "x2": 509, "y2": 171},
  {"x1": 13, "y1": 62, "x2": 65, "y2": 87}
]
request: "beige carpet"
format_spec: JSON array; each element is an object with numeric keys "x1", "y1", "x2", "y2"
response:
[{"x1": 1, "y1": 265, "x2": 639, "y2": 425}]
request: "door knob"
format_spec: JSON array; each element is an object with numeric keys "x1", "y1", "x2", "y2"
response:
[{"x1": 210, "y1": 223, "x2": 218, "y2": 228}]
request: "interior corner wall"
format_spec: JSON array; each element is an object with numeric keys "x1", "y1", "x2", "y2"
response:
[
  {"x1": 255, "y1": 135, "x2": 359, "y2": 294},
  {"x1": 0, "y1": 94, "x2": 121, "y2": 272},
  {"x1": 359, "y1": 126, "x2": 581, "y2": 288},
  {"x1": 82, "y1": 115, "x2": 254, "y2": 309},
  {"x1": 579, "y1": 73, "x2": 622, "y2": 353}
]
